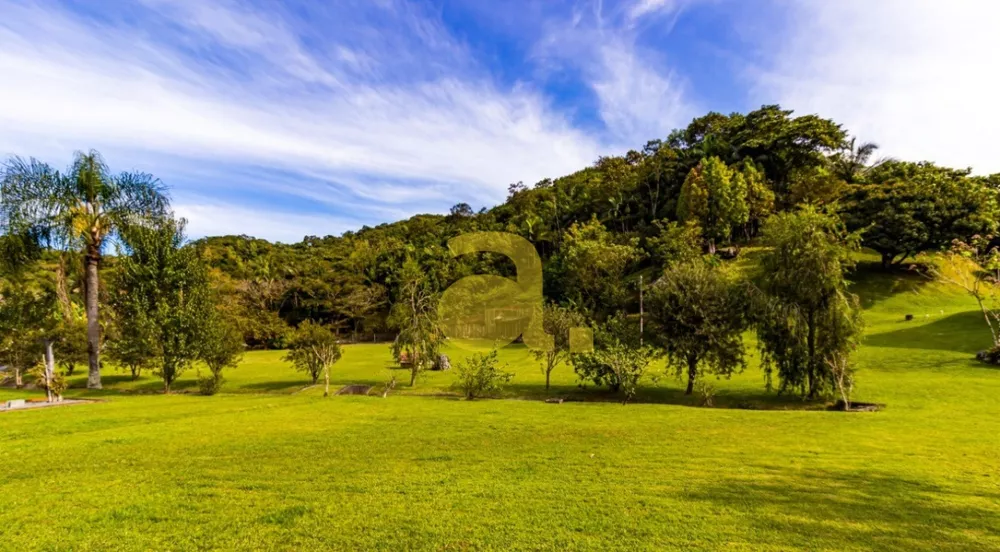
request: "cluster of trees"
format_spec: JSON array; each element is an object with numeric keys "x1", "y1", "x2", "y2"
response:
[
  {"x1": 2, "y1": 104, "x2": 998, "y2": 401},
  {"x1": 0, "y1": 152, "x2": 338, "y2": 397}
]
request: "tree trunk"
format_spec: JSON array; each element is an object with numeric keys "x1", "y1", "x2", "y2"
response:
[
  {"x1": 14, "y1": 367, "x2": 22, "y2": 388},
  {"x1": 880, "y1": 251, "x2": 897, "y2": 269},
  {"x1": 545, "y1": 368, "x2": 551, "y2": 391},
  {"x1": 85, "y1": 248, "x2": 102, "y2": 389},
  {"x1": 44, "y1": 340, "x2": 56, "y2": 402},
  {"x1": 685, "y1": 356, "x2": 697, "y2": 395},
  {"x1": 807, "y1": 310, "x2": 818, "y2": 399},
  {"x1": 323, "y1": 367, "x2": 330, "y2": 397}
]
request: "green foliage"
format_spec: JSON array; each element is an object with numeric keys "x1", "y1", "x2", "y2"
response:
[
  {"x1": 452, "y1": 349, "x2": 513, "y2": 400},
  {"x1": 842, "y1": 161, "x2": 998, "y2": 266},
  {"x1": 571, "y1": 315, "x2": 655, "y2": 402},
  {"x1": 739, "y1": 160, "x2": 774, "y2": 238},
  {"x1": 0, "y1": 271, "x2": 61, "y2": 389},
  {"x1": 648, "y1": 219, "x2": 703, "y2": 271},
  {"x1": 110, "y1": 218, "x2": 212, "y2": 393},
  {"x1": 1, "y1": 150, "x2": 169, "y2": 389},
  {"x1": 198, "y1": 308, "x2": 245, "y2": 393},
  {"x1": 756, "y1": 208, "x2": 864, "y2": 397},
  {"x1": 284, "y1": 319, "x2": 342, "y2": 395},
  {"x1": 647, "y1": 262, "x2": 749, "y2": 395},
  {"x1": 677, "y1": 157, "x2": 748, "y2": 251},
  {"x1": 389, "y1": 257, "x2": 444, "y2": 386},
  {"x1": 924, "y1": 235, "x2": 1000, "y2": 347},
  {"x1": 532, "y1": 304, "x2": 588, "y2": 390},
  {"x1": 560, "y1": 217, "x2": 641, "y2": 318}
]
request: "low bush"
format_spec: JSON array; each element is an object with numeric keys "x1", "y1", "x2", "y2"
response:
[{"x1": 452, "y1": 349, "x2": 513, "y2": 400}]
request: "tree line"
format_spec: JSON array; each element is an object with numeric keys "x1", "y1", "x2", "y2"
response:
[{"x1": 2, "y1": 105, "x2": 998, "y2": 402}]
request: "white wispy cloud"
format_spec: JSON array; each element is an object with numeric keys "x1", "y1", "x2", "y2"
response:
[
  {"x1": 534, "y1": 0, "x2": 699, "y2": 149},
  {"x1": 753, "y1": 0, "x2": 1000, "y2": 174},
  {"x1": 0, "y1": 0, "x2": 604, "y2": 239}
]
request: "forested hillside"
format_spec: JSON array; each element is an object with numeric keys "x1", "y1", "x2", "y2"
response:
[{"x1": 193, "y1": 105, "x2": 1000, "y2": 346}]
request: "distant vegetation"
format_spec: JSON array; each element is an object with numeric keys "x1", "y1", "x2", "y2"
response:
[{"x1": 3, "y1": 104, "x2": 1000, "y2": 404}]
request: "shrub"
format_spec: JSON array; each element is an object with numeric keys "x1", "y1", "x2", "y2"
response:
[
  {"x1": 452, "y1": 349, "x2": 513, "y2": 400},
  {"x1": 571, "y1": 315, "x2": 654, "y2": 403},
  {"x1": 198, "y1": 373, "x2": 224, "y2": 396}
]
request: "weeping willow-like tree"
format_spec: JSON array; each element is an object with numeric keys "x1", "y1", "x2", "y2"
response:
[
  {"x1": 755, "y1": 207, "x2": 864, "y2": 399},
  {"x1": 0, "y1": 151, "x2": 169, "y2": 389}
]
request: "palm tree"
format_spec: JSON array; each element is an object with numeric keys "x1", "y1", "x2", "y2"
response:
[
  {"x1": 0, "y1": 150, "x2": 168, "y2": 388},
  {"x1": 833, "y1": 138, "x2": 889, "y2": 183}
]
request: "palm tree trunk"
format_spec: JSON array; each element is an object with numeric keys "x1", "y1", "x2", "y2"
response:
[
  {"x1": 44, "y1": 340, "x2": 56, "y2": 402},
  {"x1": 85, "y1": 248, "x2": 102, "y2": 389}
]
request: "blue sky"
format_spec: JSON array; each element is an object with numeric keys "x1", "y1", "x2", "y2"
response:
[{"x1": 1, "y1": 0, "x2": 997, "y2": 242}]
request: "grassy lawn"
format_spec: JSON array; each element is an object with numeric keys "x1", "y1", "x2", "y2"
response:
[{"x1": 2, "y1": 267, "x2": 999, "y2": 550}]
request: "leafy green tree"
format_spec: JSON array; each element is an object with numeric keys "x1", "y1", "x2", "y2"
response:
[
  {"x1": 788, "y1": 165, "x2": 846, "y2": 207},
  {"x1": 198, "y1": 308, "x2": 245, "y2": 394},
  {"x1": 452, "y1": 349, "x2": 514, "y2": 400},
  {"x1": 0, "y1": 281, "x2": 54, "y2": 389},
  {"x1": 571, "y1": 315, "x2": 655, "y2": 403},
  {"x1": 389, "y1": 257, "x2": 444, "y2": 386},
  {"x1": 647, "y1": 220, "x2": 703, "y2": 271},
  {"x1": 739, "y1": 160, "x2": 775, "y2": 239},
  {"x1": 677, "y1": 157, "x2": 748, "y2": 252},
  {"x1": 284, "y1": 319, "x2": 342, "y2": 396},
  {"x1": 756, "y1": 208, "x2": 864, "y2": 398},
  {"x1": 0, "y1": 236, "x2": 63, "y2": 397},
  {"x1": 841, "y1": 161, "x2": 998, "y2": 267},
  {"x1": 560, "y1": 217, "x2": 641, "y2": 318},
  {"x1": 647, "y1": 262, "x2": 749, "y2": 395},
  {"x1": 533, "y1": 304, "x2": 588, "y2": 390},
  {"x1": 1, "y1": 151, "x2": 169, "y2": 388},
  {"x1": 104, "y1": 301, "x2": 155, "y2": 381},
  {"x1": 110, "y1": 217, "x2": 211, "y2": 393},
  {"x1": 732, "y1": 105, "x2": 847, "y2": 194}
]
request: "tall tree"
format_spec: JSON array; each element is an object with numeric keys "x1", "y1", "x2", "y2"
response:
[
  {"x1": 110, "y1": 217, "x2": 210, "y2": 393},
  {"x1": 677, "y1": 157, "x2": 748, "y2": 252},
  {"x1": 647, "y1": 262, "x2": 749, "y2": 395},
  {"x1": 739, "y1": 160, "x2": 775, "y2": 239},
  {"x1": 756, "y1": 208, "x2": 864, "y2": 398},
  {"x1": 0, "y1": 151, "x2": 168, "y2": 388},
  {"x1": 388, "y1": 257, "x2": 444, "y2": 386}
]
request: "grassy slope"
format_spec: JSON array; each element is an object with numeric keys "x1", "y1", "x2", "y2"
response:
[{"x1": 1, "y1": 260, "x2": 999, "y2": 550}]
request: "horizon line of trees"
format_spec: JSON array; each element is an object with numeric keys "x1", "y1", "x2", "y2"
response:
[{"x1": 2, "y1": 104, "x2": 999, "y2": 401}]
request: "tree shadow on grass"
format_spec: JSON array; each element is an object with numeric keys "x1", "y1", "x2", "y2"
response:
[
  {"x1": 687, "y1": 468, "x2": 1000, "y2": 551},
  {"x1": 865, "y1": 311, "x2": 990, "y2": 354},
  {"x1": 496, "y1": 381, "x2": 834, "y2": 411},
  {"x1": 849, "y1": 260, "x2": 930, "y2": 310}
]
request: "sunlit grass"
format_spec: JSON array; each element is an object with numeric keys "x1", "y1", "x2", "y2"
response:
[{"x1": 2, "y1": 267, "x2": 999, "y2": 550}]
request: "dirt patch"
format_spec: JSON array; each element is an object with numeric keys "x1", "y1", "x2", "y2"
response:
[
  {"x1": 828, "y1": 400, "x2": 884, "y2": 412},
  {"x1": 1, "y1": 398, "x2": 103, "y2": 413},
  {"x1": 335, "y1": 385, "x2": 373, "y2": 396}
]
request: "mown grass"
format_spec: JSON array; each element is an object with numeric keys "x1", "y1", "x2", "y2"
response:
[{"x1": 1, "y1": 265, "x2": 999, "y2": 550}]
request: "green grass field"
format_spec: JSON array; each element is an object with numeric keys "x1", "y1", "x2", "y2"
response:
[{"x1": 2, "y1": 264, "x2": 999, "y2": 550}]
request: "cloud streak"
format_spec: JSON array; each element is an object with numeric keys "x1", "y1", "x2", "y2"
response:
[
  {"x1": 753, "y1": 0, "x2": 1000, "y2": 174},
  {"x1": 0, "y1": 0, "x2": 614, "y2": 239}
]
